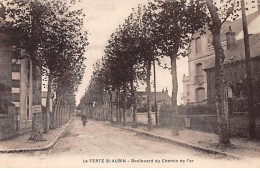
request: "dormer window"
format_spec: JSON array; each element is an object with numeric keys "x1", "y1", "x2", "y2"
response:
[{"x1": 195, "y1": 37, "x2": 202, "y2": 54}]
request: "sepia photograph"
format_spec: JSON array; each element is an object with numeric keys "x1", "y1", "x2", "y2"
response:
[{"x1": 0, "y1": 0, "x2": 260, "y2": 168}]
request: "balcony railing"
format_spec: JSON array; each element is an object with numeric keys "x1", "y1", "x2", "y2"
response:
[{"x1": 195, "y1": 75, "x2": 204, "y2": 85}]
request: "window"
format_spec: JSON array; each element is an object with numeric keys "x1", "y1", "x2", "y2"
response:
[
  {"x1": 226, "y1": 86, "x2": 233, "y2": 98},
  {"x1": 195, "y1": 87, "x2": 205, "y2": 102},
  {"x1": 196, "y1": 63, "x2": 203, "y2": 75},
  {"x1": 195, "y1": 37, "x2": 202, "y2": 54},
  {"x1": 195, "y1": 63, "x2": 203, "y2": 84}
]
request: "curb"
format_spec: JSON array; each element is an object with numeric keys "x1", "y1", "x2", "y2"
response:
[
  {"x1": 97, "y1": 120, "x2": 241, "y2": 160},
  {"x1": 0, "y1": 119, "x2": 72, "y2": 153}
]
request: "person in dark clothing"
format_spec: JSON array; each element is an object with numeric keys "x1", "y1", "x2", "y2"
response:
[
  {"x1": 81, "y1": 107, "x2": 88, "y2": 126},
  {"x1": 81, "y1": 114, "x2": 87, "y2": 126}
]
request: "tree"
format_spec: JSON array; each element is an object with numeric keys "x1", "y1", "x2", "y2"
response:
[
  {"x1": 153, "y1": 0, "x2": 241, "y2": 145},
  {"x1": 145, "y1": 0, "x2": 207, "y2": 135},
  {"x1": 240, "y1": 0, "x2": 256, "y2": 140},
  {"x1": 118, "y1": 12, "x2": 146, "y2": 128},
  {"x1": 4, "y1": 0, "x2": 52, "y2": 141},
  {"x1": 39, "y1": 0, "x2": 87, "y2": 132},
  {"x1": 4, "y1": 0, "x2": 87, "y2": 139},
  {"x1": 202, "y1": 0, "x2": 241, "y2": 146},
  {"x1": 135, "y1": 4, "x2": 159, "y2": 130}
]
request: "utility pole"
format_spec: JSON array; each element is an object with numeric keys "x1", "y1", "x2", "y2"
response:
[
  {"x1": 241, "y1": 0, "x2": 256, "y2": 140},
  {"x1": 153, "y1": 59, "x2": 158, "y2": 127}
]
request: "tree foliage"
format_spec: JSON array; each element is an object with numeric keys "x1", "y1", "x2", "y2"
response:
[{"x1": 2, "y1": 0, "x2": 88, "y2": 137}]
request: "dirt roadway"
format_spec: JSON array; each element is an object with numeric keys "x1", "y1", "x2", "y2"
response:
[{"x1": 1, "y1": 118, "x2": 259, "y2": 168}]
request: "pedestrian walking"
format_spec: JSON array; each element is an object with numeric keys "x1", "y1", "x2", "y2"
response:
[{"x1": 81, "y1": 107, "x2": 88, "y2": 126}]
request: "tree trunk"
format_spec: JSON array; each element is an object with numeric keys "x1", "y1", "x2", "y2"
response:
[
  {"x1": 102, "y1": 104, "x2": 105, "y2": 121},
  {"x1": 206, "y1": 0, "x2": 231, "y2": 146},
  {"x1": 28, "y1": 59, "x2": 45, "y2": 141},
  {"x1": 170, "y1": 53, "x2": 179, "y2": 136},
  {"x1": 65, "y1": 105, "x2": 68, "y2": 123},
  {"x1": 241, "y1": 0, "x2": 256, "y2": 140},
  {"x1": 123, "y1": 85, "x2": 127, "y2": 125},
  {"x1": 57, "y1": 99, "x2": 61, "y2": 127},
  {"x1": 109, "y1": 91, "x2": 113, "y2": 123},
  {"x1": 130, "y1": 79, "x2": 137, "y2": 128},
  {"x1": 153, "y1": 59, "x2": 158, "y2": 127},
  {"x1": 63, "y1": 102, "x2": 66, "y2": 124},
  {"x1": 28, "y1": 0, "x2": 45, "y2": 141},
  {"x1": 49, "y1": 100, "x2": 55, "y2": 129},
  {"x1": 53, "y1": 98, "x2": 60, "y2": 128},
  {"x1": 146, "y1": 59, "x2": 152, "y2": 130},
  {"x1": 69, "y1": 105, "x2": 71, "y2": 119},
  {"x1": 60, "y1": 102, "x2": 63, "y2": 125},
  {"x1": 68, "y1": 105, "x2": 71, "y2": 121},
  {"x1": 116, "y1": 90, "x2": 120, "y2": 123},
  {"x1": 43, "y1": 75, "x2": 53, "y2": 133},
  {"x1": 61, "y1": 103, "x2": 64, "y2": 125}
]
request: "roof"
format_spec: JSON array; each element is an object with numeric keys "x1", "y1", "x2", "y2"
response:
[
  {"x1": 236, "y1": 15, "x2": 260, "y2": 39},
  {"x1": 205, "y1": 33, "x2": 260, "y2": 69},
  {"x1": 206, "y1": 11, "x2": 259, "y2": 44},
  {"x1": 136, "y1": 91, "x2": 171, "y2": 101}
]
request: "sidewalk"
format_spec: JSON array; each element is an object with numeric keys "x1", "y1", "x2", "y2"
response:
[
  {"x1": 99, "y1": 120, "x2": 260, "y2": 160},
  {"x1": 0, "y1": 120, "x2": 71, "y2": 153}
]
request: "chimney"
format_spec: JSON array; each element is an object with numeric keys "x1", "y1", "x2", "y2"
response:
[
  {"x1": 165, "y1": 87, "x2": 168, "y2": 94},
  {"x1": 225, "y1": 26, "x2": 236, "y2": 50}
]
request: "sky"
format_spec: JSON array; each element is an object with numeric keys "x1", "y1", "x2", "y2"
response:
[{"x1": 75, "y1": 0, "x2": 189, "y2": 106}]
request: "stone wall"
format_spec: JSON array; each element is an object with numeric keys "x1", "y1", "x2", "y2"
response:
[
  {"x1": 188, "y1": 115, "x2": 218, "y2": 133},
  {"x1": 0, "y1": 106, "x2": 17, "y2": 140},
  {"x1": 158, "y1": 105, "x2": 185, "y2": 129}
]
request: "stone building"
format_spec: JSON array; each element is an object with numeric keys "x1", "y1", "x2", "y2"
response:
[
  {"x1": 181, "y1": 8, "x2": 260, "y2": 105},
  {"x1": 180, "y1": 5, "x2": 260, "y2": 137},
  {"x1": 205, "y1": 32, "x2": 260, "y2": 103},
  {"x1": 0, "y1": 19, "x2": 33, "y2": 140},
  {"x1": 136, "y1": 88, "x2": 171, "y2": 109}
]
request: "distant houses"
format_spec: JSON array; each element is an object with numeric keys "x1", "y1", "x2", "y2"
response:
[{"x1": 136, "y1": 88, "x2": 171, "y2": 111}]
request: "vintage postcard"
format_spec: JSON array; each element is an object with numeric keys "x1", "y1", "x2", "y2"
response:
[{"x1": 0, "y1": 0, "x2": 260, "y2": 168}]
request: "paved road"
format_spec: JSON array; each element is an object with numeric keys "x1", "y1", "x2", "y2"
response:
[{"x1": 0, "y1": 118, "x2": 254, "y2": 167}]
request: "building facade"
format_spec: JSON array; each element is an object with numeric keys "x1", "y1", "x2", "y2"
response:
[
  {"x1": 0, "y1": 20, "x2": 33, "y2": 140},
  {"x1": 205, "y1": 32, "x2": 260, "y2": 104},
  {"x1": 136, "y1": 88, "x2": 171, "y2": 109},
  {"x1": 181, "y1": 9, "x2": 260, "y2": 105}
]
